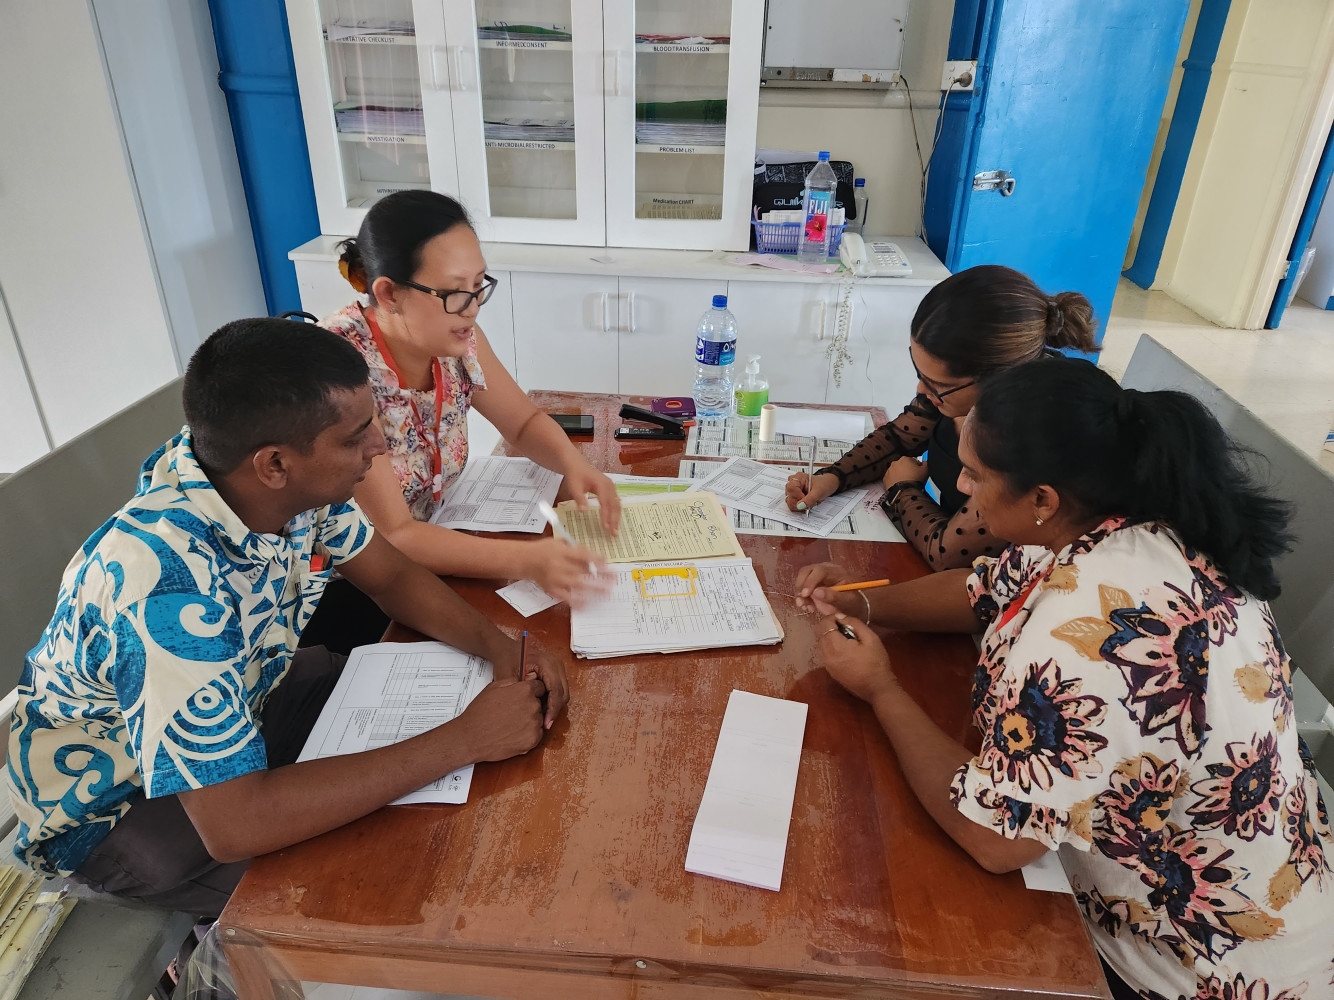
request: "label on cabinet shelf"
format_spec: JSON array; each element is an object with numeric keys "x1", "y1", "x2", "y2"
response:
[
  {"x1": 637, "y1": 144, "x2": 725, "y2": 156},
  {"x1": 477, "y1": 38, "x2": 571, "y2": 50},
  {"x1": 640, "y1": 43, "x2": 728, "y2": 54},
  {"x1": 485, "y1": 139, "x2": 573, "y2": 151}
]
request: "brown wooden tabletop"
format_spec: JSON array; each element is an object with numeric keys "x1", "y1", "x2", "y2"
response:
[{"x1": 219, "y1": 392, "x2": 1109, "y2": 1000}]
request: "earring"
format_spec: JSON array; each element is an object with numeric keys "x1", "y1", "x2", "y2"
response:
[{"x1": 1035, "y1": 517, "x2": 1044, "y2": 526}]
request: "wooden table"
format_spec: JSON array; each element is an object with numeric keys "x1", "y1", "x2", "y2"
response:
[{"x1": 220, "y1": 392, "x2": 1109, "y2": 1000}]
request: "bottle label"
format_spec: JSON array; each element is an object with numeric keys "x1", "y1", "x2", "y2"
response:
[
  {"x1": 803, "y1": 190, "x2": 831, "y2": 245},
  {"x1": 695, "y1": 336, "x2": 736, "y2": 366},
  {"x1": 734, "y1": 387, "x2": 769, "y2": 417}
]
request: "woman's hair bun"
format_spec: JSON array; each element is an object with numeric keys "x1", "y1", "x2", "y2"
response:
[
  {"x1": 336, "y1": 238, "x2": 368, "y2": 294},
  {"x1": 1045, "y1": 290, "x2": 1096, "y2": 352}
]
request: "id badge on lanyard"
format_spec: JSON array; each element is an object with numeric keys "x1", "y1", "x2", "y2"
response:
[{"x1": 406, "y1": 357, "x2": 446, "y2": 505}]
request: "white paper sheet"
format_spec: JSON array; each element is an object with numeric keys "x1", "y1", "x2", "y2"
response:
[
  {"x1": 687, "y1": 458, "x2": 868, "y2": 538},
  {"x1": 1021, "y1": 851, "x2": 1074, "y2": 894},
  {"x1": 678, "y1": 461, "x2": 903, "y2": 542},
  {"x1": 685, "y1": 418, "x2": 853, "y2": 463},
  {"x1": 771, "y1": 407, "x2": 871, "y2": 443},
  {"x1": 685, "y1": 690, "x2": 808, "y2": 891},
  {"x1": 297, "y1": 641, "x2": 492, "y2": 804},
  {"x1": 429, "y1": 456, "x2": 562, "y2": 533},
  {"x1": 570, "y1": 558, "x2": 782, "y2": 658},
  {"x1": 496, "y1": 580, "x2": 561, "y2": 617}
]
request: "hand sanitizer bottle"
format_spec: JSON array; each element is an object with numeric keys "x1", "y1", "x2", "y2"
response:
[{"x1": 734, "y1": 355, "x2": 769, "y2": 419}]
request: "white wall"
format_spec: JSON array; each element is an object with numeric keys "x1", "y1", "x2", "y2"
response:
[
  {"x1": 754, "y1": 0, "x2": 951, "y2": 238},
  {"x1": 0, "y1": 290, "x2": 50, "y2": 474},
  {"x1": 91, "y1": 0, "x2": 266, "y2": 360},
  {"x1": 0, "y1": 0, "x2": 179, "y2": 450}
]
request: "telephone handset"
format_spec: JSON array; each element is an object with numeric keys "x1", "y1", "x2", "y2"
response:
[{"x1": 838, "y1": 234, "x2": 913, "y2": 277}]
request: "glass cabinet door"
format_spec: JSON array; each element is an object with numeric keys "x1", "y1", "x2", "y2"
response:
[
  {"x1": 288, "y1": 0, "x2": 460, "y2": 235},
  {"x1": 604, "y1": 0, "x2": 763, "y2": 250},
  {"x1": 444, "y1": 0, "x2": 605, "y2": 245}
]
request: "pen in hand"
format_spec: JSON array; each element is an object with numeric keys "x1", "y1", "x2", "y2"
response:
[
  {"x1": 537, "y1": 499, "x2": 598, "y2": 577},
  {"x1": 798, "y1": 435, "x2": 817, "y2": 512}
]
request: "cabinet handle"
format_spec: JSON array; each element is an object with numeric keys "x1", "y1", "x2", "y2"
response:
[
  {"x1": 601, "y1": 292, "x2": 611, "y2": 332},
  {"x1": 604, "y1": 50, "x2": 625, "y2": 97},
  {"x1": 427, "y1": 46, "x2": 449, "y2": 90},
  {"x1": 452, "y1": 46, "x2": 475, "y2": 91},
  {"x1": 816, "y1": 301, "x2": 827, "y2": 341},
  {"x1": 628, "y1": 292, "x2": 638, "y2": 333}
]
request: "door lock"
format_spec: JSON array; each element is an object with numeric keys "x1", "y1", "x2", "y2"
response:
[{"x1": 973, "y1": 170, "x2": 1016, "y2": 196}]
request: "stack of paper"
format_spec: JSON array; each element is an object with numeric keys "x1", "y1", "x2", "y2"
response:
[
  {"x1": 325, "y1": 19, "x2": 415, "y2": 41},
  {"x1": 429, "y1": 456, "x2": 562, "y2": 533},
  {"x1": 687, "y1": 458, "x2": 868, "y2": 538},
  {"x1": 298, "y1": 642, "x2": 493, "y2": 804},
  {"x1": 555, "y1": 491, "x2": 743, "y2": 562},
  {"x1": 685, "y1": 690, "x2": 807, "y2": 891},
  {"x1": 0, "y1": 867, "x2": 74, "y2": 1000},
  {"x1": 484, "y1": 117, "x2": 575, "y2": 142},
  {"x1": 636, "y1": 121, "x2": 726, "y2": 146},
  {"x1": 334, "y1": 102, "x2": 424, "y2": 136},
  {"x1": 570, "y1": 558, "x2": 783, "y2": 658}
]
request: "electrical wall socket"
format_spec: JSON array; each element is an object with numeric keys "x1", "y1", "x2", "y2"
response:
[{"x1": 941, "y1": 59, "x2": 977, "y2": 91}]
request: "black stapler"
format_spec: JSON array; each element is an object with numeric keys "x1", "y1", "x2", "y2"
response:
[{"x1": 614, "y1": 403, "x2": 689, "y2": 440}]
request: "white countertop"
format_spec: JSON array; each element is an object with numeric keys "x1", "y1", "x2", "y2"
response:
[{"x1": 289, "y1": 234, "x2": 950, "y2": 287}]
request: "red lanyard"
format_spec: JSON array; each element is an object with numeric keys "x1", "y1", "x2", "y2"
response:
[{"x1": 365, "y1": 308, "x2": 447, "y2": 503}]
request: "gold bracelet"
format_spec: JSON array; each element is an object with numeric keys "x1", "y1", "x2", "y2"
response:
[{"x1": 859, "y1": 589, "x2": 872, "y2": 624}]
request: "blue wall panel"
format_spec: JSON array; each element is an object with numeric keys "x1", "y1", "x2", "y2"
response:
[{"x1": 207, "y1": 0, "x2": 320, "y2": 315}]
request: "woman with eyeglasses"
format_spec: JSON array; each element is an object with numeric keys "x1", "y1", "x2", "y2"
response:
[
  {"x1": 784, "y1": 265, "x2": 1096, "y2": 570},
  {"x1": 304, "y1": 191, "x2": 618, "y2": 653}
]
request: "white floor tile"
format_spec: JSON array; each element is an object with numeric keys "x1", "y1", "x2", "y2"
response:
[{"x1": 1101, "y1": 280, "x2": 1334, "y2": 466}]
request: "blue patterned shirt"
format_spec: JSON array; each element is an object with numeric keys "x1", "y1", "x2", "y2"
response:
[{"x1": 6, "y1": 430, "x2": 375, "y2": 876}]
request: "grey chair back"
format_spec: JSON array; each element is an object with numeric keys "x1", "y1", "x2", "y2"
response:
[
  {"x1": 0, "y1": 379, "x2": 184, "y2": 693},
  {"x1": 1120, "y1": 336, "x2": 1334, "y2": 705}
]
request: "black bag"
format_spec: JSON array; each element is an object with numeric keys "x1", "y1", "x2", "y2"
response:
[{"x1": 752, "y1": 159, "x2": 857, "y2": 222}]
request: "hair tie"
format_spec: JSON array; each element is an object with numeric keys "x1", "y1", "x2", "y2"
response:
[
  {"x1": 338, "y1": 254, "x2": 368, "y2": 295},
  {"x1": 1046, "y1": 296, "x2": 1065, "y2": 339}
]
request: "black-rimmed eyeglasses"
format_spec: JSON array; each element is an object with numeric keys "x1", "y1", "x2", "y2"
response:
[
  {"x1": 401, "y1": 274, "x2": 499, "y2": 314},
  {"x1": 911, "y1": 358, "x2": 975, "y2": 400}
]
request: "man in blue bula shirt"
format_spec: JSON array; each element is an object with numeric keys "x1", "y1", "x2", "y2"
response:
[{"x1": 6, "y1": 318, "x2": 568, "y2": 915}]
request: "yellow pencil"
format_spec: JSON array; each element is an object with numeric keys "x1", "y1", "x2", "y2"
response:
[{"x1": 829, "y1": 579, "x2": 890, "y2": 592}]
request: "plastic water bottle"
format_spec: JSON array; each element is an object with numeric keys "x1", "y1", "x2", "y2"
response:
[
  {"x1": 692, "y1": 294, "x2": 737, "y2": 418},
  {"x1": 853, "y1": 177, "x2": 868, "y2": 234},
  {"x1": 798, "y1": 151, "x2": 838, "y2": 261}
]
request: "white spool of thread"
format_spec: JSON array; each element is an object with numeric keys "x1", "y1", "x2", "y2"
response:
[{"x1": 758, "y1": 403, "x2": 777, "y2": 442}]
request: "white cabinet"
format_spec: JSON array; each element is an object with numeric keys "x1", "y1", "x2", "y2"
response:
[
  {"x1": 290, "y1": 235, "x2": 951, "y2": 405},
  {"x1": 617, "y1": 277, "x2": 726, "y2": 396},
  {"x1": 510, "y1": 272, "x2": 619, "y2": 391},
  {"x1": 823, "y1": 282, "x2": 924, "y2": 411},
  {"x1": 721, "y1": 280, "x2": 837, "y2": 406},
  {"x1": 286, "y1": 0, "x2": 764, "y2": 248},
  {"x1": 603, "y1": 0, "x2": 764, "y2": 250},
  {"x1": 443, "y1": 0, "x2": 606, "y2": 246},
  {"x1": 286, "y1": 0, "x2": 461, "y2": 237}
]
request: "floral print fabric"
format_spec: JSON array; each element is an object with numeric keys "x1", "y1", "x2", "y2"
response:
[
  {"x1": 955, "y1": 519, "x2": 1334, "y2": 997},
  {"x1": 321, "y1": 303, "x2": 486, "y2": 521}
]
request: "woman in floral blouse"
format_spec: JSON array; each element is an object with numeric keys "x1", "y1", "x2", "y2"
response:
[
  {"x1": 784, "y1": 265, "x2": 1097, "y2": 570},
  {"x1": 304, "y1": 192, "x2": 619, "y2": 651},
  {"x1": 798, "y1": 358, "x2": 1332, "y2": 997}
]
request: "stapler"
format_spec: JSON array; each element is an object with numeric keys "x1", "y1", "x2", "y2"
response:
[{"x1": 614, "y1": 403, "x2": 689, "y2": 440}]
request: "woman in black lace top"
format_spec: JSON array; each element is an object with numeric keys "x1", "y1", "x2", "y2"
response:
[{"x1": 785, "y1": 265, "x2": 1096, "y2": 569}]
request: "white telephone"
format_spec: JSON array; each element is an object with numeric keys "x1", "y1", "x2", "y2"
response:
[{"x1": 839, "y1": 234, "x2": 913, "y2": 277}]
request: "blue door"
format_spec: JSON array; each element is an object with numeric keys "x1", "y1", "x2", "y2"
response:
[{"x1": 926, "y1": 0, "x2": 1191, "y2": 346}]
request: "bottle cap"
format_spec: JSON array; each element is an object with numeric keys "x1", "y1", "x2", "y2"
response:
[
  {"x1": 712, "y1": 294, "x2": 727, "y2": 308},
  {"x1": 854, "y1": 177, "x2": 865, "y2": 187},
  {"x1": 817, "y1": 151, "x2": 831, "y2": 161}
]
